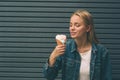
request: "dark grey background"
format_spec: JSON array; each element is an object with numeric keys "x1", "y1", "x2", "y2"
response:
[{"x1": 0, "y1": 0, "x2": 120, "y2": 80}]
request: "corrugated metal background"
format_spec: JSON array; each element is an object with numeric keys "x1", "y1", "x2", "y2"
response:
[{"x1": 0, "y1": 0, "x2": 120, "y2": 80}]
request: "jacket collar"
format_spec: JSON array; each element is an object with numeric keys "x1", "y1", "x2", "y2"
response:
[
  {"x1": 70, "y1": 39, "x2": 77, "y2": 53},
  {"x1": 70, "y1": 39, "x2": 97, "y2": 54},
  {"x1": 91, "y1": 42, "x2": 97, "y2": 54}
]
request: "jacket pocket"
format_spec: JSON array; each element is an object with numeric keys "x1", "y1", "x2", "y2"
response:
[
  {"x1": 63, "y1": 57, "x2": 77, "y2": 67},
  {"x1": 94, "y1": 61, "x2": 101, "y2": 80},
  {"x1": 95, "y1": 60, "x2": 101, "y2": 69},
  {"x1": 62, "y1": 57, "x2": 78, "y2": 80}
]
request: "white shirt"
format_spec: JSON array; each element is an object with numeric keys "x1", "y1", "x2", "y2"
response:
[{"x1": 79, "y1": 48, "x2": 91, "y2": 80}]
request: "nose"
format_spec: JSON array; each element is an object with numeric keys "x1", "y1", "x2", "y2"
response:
[{"x1": 70, "y1": 26, "x2": 75, "y2": 30}]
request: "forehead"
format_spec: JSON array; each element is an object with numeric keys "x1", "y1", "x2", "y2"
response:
[{"x1": 70, "y1": 15, "x2": 84, "y2": 23}]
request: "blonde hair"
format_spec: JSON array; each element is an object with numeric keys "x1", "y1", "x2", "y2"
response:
[{"x1": 71, "y1": 9, "x2": 99, "y2": 43}]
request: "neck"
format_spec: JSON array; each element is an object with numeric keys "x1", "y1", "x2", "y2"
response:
[
  {"x1": 75, "y1": 37, "x2": 91, "y2": 53},
  {"x1": 75, "y1": 37, "x2": 87, "y2": 47}
]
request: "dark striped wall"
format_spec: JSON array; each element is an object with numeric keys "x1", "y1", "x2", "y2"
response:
[{"x1": 0, "y1": 0, "x2": 120, "y2": 80}]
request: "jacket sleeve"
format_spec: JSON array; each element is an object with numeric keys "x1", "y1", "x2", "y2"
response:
[
  {"x1": 101, "y1": 48, "x2": 112, "y2": 80},
  {"x1": 43, "y1": 56, "x2": 62, "y2": 80}
]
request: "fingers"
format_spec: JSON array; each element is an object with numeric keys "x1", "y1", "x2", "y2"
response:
[
  {"x1": 56, "y1": 45, "x2": 66, "y2": 53},
  {"x1": 52, "y1": 45, "x2": 66, "y2": 57},
  {"x1": 56, "y1": 45, "x2": 66, "y2": 50},
  {"x1": 49, "y1": 45, "x2": 66, "y2": 66}
]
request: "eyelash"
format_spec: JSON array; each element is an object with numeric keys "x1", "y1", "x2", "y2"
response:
[
  {"x1": 75, "y1": 24, "x2": 80, "y2": 27},
  {"x1": 70, "y1": 24, "x2": 80, "y2": 27}
]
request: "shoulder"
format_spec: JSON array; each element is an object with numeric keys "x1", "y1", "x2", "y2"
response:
[
  {"x1": 95, "y1": 43, "x2": 108, "y2": 52},
  {"x1": 64, "y1": 39, "x2": 77, "y2": 54},
  {"x1": 66, "y1": 39, "x2": 76, "y2": 48},
  {"x1": 94, "y1": 43, "x2": 109, "y2": 58},
  {"x1": 65, "y1": 39, "x2": 74, "y2": 46}
]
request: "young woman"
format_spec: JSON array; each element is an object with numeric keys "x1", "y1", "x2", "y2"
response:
[{"x1": 43, "y1": 9, "x2": 112, "y2": 80}]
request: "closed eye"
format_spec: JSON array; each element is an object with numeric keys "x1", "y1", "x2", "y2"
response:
[{"x1": 75, "y1": 23, "x2": 80, "y2": 27}]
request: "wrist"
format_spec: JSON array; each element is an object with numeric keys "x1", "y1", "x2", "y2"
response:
[{"x1": 49, "y1": 53, "x2": 57, "y2": 67}]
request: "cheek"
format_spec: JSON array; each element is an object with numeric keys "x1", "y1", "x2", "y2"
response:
[
  {"x1": 77, "y1": 27, "x2": 87, "y2": 34},
  {"x1": 77, "y1": 27, "x2": 84, "y2": 32}
]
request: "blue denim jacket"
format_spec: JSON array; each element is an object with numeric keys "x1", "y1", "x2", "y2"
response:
[{"x1": 43, "y1": 39, "x2": 112, "y2": 80}]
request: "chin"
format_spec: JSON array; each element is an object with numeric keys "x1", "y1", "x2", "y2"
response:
[{"x1": 70, "y1": 35, "x2": 76, "y2": 39}]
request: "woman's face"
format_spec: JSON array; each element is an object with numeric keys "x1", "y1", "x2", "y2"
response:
[{"x1": 69, "y1": 15, "x2": 90, "y2": 39}]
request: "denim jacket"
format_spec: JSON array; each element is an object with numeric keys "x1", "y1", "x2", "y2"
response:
[{"x1": 43, "y1": 39, "x2": 112, "y2": 80}]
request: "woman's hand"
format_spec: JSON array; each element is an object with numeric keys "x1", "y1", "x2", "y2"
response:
[{"x1": 49, "y1": 45, "x2": 66, "y2": 66}]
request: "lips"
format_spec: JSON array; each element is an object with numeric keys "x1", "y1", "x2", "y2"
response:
[{"x1": 70, "y1": 32, "x2": 76, "y2": 35}]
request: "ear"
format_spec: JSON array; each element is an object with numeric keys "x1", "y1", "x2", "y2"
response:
[{"x1": 86, "y1": 25, "x2": 91, "y2": 32}]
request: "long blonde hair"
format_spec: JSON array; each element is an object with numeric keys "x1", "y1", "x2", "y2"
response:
[{"x1": 71, "y1": 9, "x2": 99, "y2": 43}]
